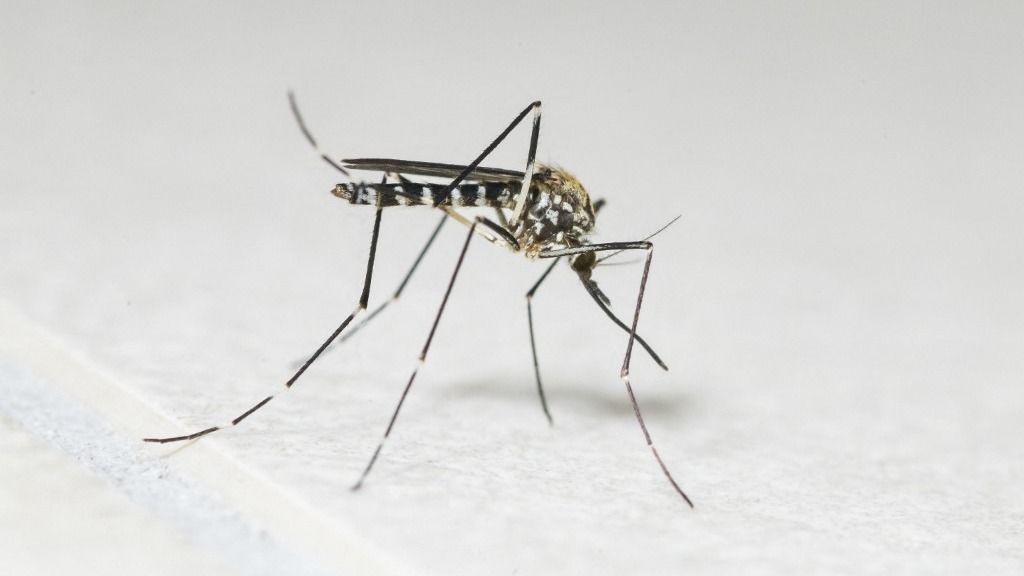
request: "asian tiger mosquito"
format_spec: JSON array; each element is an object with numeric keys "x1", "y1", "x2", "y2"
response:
[{"x1": 144, "y1": 94, "x2": 693, "y2": 507}]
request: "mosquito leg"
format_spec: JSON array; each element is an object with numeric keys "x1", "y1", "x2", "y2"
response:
[
  {"x1": 434, "y1": 99, "x2": 544, "y2": 214},
  {"x1": 520, "y1": 199, "x2": 612, "y2": 424},
  {"x1": 614, "y1": 243, "x2": 696, "y2": 504},
  {"x1": 494, "y1": 207, "x2": 510, "y2": 230},
  {"x1": 440, "y1": 208, "x2": 497, "y2": 244},
  {"x1": 289, "y1": 91, "x2": 351, "y2": 178},
  {"x1": 524, "y1": 199, "x2": 651, "y2": 424},
  {"x1": 286, "y1": 92, "x2": 438, "y2": 365},
  {"x1": 523, "y1": 259, "x2": 666, "y2": 427},
  {"x1": 143, "y1": 203, "x2": 385, "y2": 444},
  {"x1": 530, "y1": 242, "x2": 667, "y2": 369},
  {"x1": 380, "y1": 100, "x2": 540, "y2": 250},
  {"x1": 340, "y1": 212, "x2": 447, "y2": 343},
  {"x1": 538, "y1": 241, "x2": 693, "y2": 507},
  {"x1": 525, "y1": 257, "x2": 561, "y2": 425},
  {"x1": 509, "y1": 102, "x2": 541, "y2": 228},
  {"x1": 352, "y1": 219, "x2": 481, "y2": 490},
  {"x1": 286, "y1": 213, "x2": 450, "y2": 370}
]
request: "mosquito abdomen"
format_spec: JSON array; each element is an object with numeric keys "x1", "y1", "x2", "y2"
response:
[{"x1": 332, "y1": 182, "x2": 518, "y2": 209}]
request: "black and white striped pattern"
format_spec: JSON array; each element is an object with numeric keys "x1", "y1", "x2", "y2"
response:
[{"x1": 332, "y1": 181, "x2": 518, "y2": 209}]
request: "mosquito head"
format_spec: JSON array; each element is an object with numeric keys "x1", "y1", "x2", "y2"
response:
[{"x1": 570, "y1": 250, "x2": 598, "y2": 280}]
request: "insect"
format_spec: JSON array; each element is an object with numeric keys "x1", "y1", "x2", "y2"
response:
[{"x1": 144, "y1": 94, "x2": 693, "y2": 507}]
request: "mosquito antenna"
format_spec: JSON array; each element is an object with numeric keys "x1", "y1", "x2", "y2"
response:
[
  {"x1": 596, "y1": 215, "x2": 681, "y2": 265},
  {"x1": 288, "y1": 90, "x2": 351, "y2": 177}
]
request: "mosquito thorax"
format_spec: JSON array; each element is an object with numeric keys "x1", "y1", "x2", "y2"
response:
[{"x1": 516, "y1": 165, "x2": 596, "y2": 256}]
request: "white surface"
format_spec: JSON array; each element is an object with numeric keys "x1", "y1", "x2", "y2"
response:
[
  {"x1": 2, "y1": 1, "x2": 1023, "y2": 574},
  {"x1": 0, "y1": 392, "x2": 233, "y2": 576}
]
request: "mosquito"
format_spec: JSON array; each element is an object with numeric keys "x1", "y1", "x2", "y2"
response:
[{"x1": 144, "y1": 94, "x2": 693, "y2": 507}]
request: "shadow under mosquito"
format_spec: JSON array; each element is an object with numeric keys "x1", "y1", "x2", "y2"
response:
[{"x1": 434, "y1": 375, "x2": 698, "y2": 420}]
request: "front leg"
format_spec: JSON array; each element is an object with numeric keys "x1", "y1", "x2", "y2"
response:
[{"x1": 538, "y1": 241, "x2": 693, "y2": 507}]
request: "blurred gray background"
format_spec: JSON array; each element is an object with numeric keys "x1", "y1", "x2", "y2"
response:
[{"x1": 2, "y1": 1, "x2": 1022, "y2": 574}]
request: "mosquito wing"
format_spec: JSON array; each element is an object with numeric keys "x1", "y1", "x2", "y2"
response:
[{"x1": 343, "y1": 158, "x2": 525, "y2": 183}]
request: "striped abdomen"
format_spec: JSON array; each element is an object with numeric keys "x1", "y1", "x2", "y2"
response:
[{"x1": 332, "y1": 181, "x2": 517, "y2": 208}]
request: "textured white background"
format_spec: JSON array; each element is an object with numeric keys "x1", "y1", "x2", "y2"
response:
[{"x1": 2, "y1": 1, "x2": 1023, "y2": 574}]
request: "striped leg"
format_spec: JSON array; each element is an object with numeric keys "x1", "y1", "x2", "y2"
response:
[
  {"x1": 539, "y1": 241, "x2": 693, "y2": 507},
  {"x1": 525, "y1": 233, "x2": 666, "y2": 427},
  {"x1": 437, "y1": 101, "x2": 542, "y2": 211},
  {"x1": 289, "y1": 91, "x2": 351, "y2": 178},
  {"x1": 288, "y1": 92, "x2": 453, "y2": 366},
  {"x1": 336, "y1": 212, "x2": 448, "y2": 345},
  {"x1": 143, "y1": 205, "x2": 385, "y2": 444},
  {"x1": 524, "y1": 198, "x2": 662, "y2": 426},
  {"x1": 510, "y1": 103, "x2": 541, "y2": 229},
  {"x1": 525, "y1": 258, "x2": 667, "y2": 427},
  {"x1": 144, "y1": 95, "x2": 390, "y2": 444},
  {"x1": 432, "y1": 100, "x2": 542, "y2": 246},
  {"x1": 290, "y1": 213, "x2": 450, "y2": 368},
  {"x1": 352, "y1": 218, "x2": 481, "y2": 490}
]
